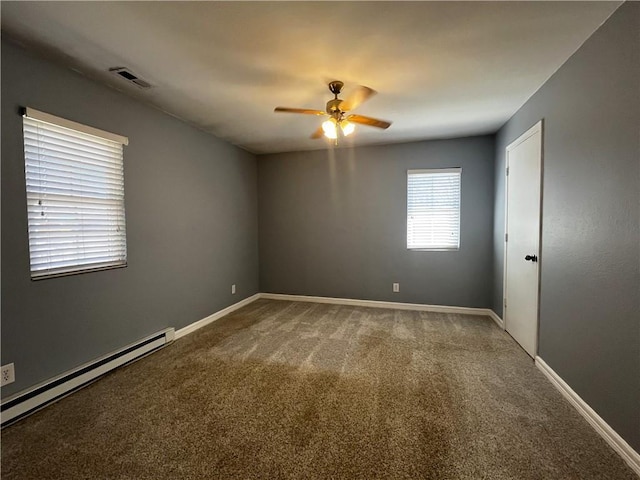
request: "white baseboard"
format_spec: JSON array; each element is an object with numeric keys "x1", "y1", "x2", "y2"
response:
[
  {"x1": 261, "y1": 293, "x2": 500, "y2": 322},
  {"x1": 535, "y1": 356, "x2": 640, "y2": 476},
  {"x1": 176, "y1": 293, "x2": 504, "y2": 340},
  {"x1": 485, "y1": 309, "x2": 505, "y2": 330},
  {"x1": 0, "y1": 292, "x2": 506, "y2": 429},
  {"x1": 176, "y1": 293, "x2": 504, "y2": 341},
  {"x1": 175, "y1": 293, "x2": 261, "y2": 339}
]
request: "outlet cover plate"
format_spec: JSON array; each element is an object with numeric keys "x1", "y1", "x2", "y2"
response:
[{"x1": 1, "y1": 363, "x2": 15, "y2": 386}]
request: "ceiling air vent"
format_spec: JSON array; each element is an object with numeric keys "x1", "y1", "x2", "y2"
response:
[{"x1": 109, "y1": 67, "x2": 152, "y2": 89}]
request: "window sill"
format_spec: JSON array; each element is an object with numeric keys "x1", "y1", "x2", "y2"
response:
[{"x1": 31, "y1": 263, "x2": 127, "y2": 281}]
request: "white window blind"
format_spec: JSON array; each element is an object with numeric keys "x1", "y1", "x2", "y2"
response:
[
  {"x1": 407, "y1": 168, "x2": 461, "y2": 250},
  {"x1": 23, "y1": 109, "x2": 128, "y2": 279}
]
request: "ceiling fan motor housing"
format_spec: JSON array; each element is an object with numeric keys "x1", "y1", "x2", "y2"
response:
[
  {"x1": 327, "y1": 81, "x2": 345, "y2": 116},
  {"x1": 326, "y1": 98, "x2": 343, "y2": 116}
]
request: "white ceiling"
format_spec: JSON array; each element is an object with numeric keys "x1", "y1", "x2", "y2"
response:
[{"x1": 1, "y1": 1, "x2": 620, "y2": 154}]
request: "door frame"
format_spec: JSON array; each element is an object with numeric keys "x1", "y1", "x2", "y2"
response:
[{"x1": 502, "y1": 120, "x2": 544, "y2": 357}]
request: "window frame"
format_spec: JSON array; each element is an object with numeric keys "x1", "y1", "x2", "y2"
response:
[
  {"x1": 22, "y1": 107, "x2": 129, "y2": 280},
  {"x1": 406, "y1": 167, "x2": 462, "y2": 252}
]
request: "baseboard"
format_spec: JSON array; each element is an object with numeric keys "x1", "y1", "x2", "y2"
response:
[
  {"x1": 173, "y1": 293, "x2": 502, "y2": 341},
  {"x1": 485, "y1": 309, "x2": 505, "y2": 330},
  {"x1": 175, "y1": 293, "x2": 261, "y2": 339},
  {"x1": 0, "y1": 293, "x2": 508, "y2": 429},
  {"x1": 1, "y1": 328, "x2": 175, "y2": 427},
  {"x1": 261, "y1": 292, "x2": 499, "y2": 319},
  {"x1": 535, "y1": 356, "x2": 640, "y2": 476}
]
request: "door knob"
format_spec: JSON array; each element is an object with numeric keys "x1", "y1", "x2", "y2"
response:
[{"x1": 525, "y1": 254, "x2": 538, "y2": 262}]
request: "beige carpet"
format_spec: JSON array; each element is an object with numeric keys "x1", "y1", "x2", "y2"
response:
[{"x1": 2, "y1": 299, "x2": 636, "y2": 479}]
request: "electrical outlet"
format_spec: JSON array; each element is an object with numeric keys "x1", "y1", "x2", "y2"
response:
[
  {"x1": 393, "y1": 283, "x2": 400, "y2": 293},
  {"x1": 1, "y1": 363, "x2": 15, "y2": 386},
  {"x1": 231, "y1": 284, "x2": 236, "y2": 295}
]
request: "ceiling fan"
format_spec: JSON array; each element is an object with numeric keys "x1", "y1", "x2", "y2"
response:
[{"x1": 274, "y1": 80, "x2": 392, "y2": 140}]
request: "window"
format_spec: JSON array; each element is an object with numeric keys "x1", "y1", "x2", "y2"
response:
[
  {"x1": 407, "y1": 168, "x2": 461, "y2": 250},
  {"x1": 23, "y1": 108, "x2": 128, "y2": 279}
]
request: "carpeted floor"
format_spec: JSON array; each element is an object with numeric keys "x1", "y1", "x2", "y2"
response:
[{"x1": 2, "y1": 299, "x2": 637, "y2": 479}]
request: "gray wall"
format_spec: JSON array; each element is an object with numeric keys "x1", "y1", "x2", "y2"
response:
[
  {"x1": 1, "y1": 40, "x2": 259, "y2": 398},
  {"x1": 259, "y1": 136, "x2": 495, "y2": 307},
  {"x1": 493, "y1": 3, "x2": 639, "y2": 450}
]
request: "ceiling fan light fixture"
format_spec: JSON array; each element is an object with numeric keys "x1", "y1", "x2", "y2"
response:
[
  {"x1": 322, "y1": 118, "x2": 338, "y2": 139},
  {"x1": 340, "y1": 120, "x2": 355, "y2": 136},
  {"x1": 274, "y1": 80, "x2": 391, "y2": 141}
]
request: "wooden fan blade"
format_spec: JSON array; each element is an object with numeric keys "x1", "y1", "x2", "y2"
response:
[
  {"x1": 310, "y1": 126, "x2": 324, "y2": 139},
  {"x1": 340, "y1": 86, "x2": 376, "y2": 111},
  {"x1": 347, "y1": 114, "x2": 391, "y2": 129},
  {"x1": 274, "y1": 107, "x2": 327, "y2": 115}
]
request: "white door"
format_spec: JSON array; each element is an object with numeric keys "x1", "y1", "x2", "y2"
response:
[{"x1": 504, "y1": 121, "x2": 542, "y2": 358}]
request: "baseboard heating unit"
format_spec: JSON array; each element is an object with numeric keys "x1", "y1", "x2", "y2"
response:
[{"x1": 1, "y1": 328, "x2": 175, "y2": 427}]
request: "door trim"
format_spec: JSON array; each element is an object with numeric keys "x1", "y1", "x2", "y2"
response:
[{"x1": 502, "y1": 120, "x2": 544, "y2": 356}]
